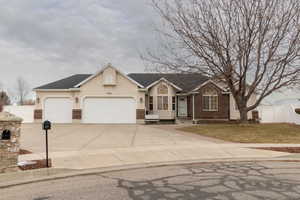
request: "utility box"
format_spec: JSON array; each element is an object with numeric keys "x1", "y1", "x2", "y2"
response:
[{"x1": 0, "y1": 112, "x2": 22, "y2": 173}]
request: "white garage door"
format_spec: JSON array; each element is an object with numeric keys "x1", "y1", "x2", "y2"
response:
[
  {"x1": 44, "y1": 98, "x2": 73, "y2": 123},
  {"x1": 83, "y1": 98, "x2": 136, "y2": 124}
]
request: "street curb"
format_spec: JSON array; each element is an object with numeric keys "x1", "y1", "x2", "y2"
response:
[{"x1": 1, "y1": 156, "x2": 299, "y2": 189}]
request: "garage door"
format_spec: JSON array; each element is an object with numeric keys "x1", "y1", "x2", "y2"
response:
[
  {"x1": 44, "y1": 98, "x2": 73, "y2": 123},
  {"x1": 82, "y1": 98, "x2": 136, "y2": 124}
]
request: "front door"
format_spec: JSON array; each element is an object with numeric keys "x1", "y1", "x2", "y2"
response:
[{"x1": 178, "y1": 96, "x2": 187, "y2": 117}]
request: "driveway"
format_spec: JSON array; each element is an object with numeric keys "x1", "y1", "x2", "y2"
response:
[
  {"x1": 19, "y1": 124, "x2": 289, "y2": 169},
  {"x1": 20, "y1": 124, "x2": 219, "y2": 153}
]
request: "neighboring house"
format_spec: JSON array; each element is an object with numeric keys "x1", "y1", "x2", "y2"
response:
[{"x1": 33, "y1": 64, "x2": 257, "y2": 124}]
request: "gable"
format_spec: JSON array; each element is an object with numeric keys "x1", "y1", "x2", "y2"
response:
[
  {"x1": 193, "y1": 80, "x2": 229, "y2": 93},
  {"x1": 146, "y1": 78, "x2": 183, "y2": 91},
  {"x1": 80, "y1": 69, "x2": 139, "y2": 92},
  {"x1": 198, "y1": 82, "x2": 224, "y2": 94},
  {"x1": 148, "y1": 80, "x2": 177, "y2": 96},
  {"x1": 75, "y1": 64, "x2": 144, "y2": 88}
]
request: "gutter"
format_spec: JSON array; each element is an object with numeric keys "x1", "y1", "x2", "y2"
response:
[{"x1": 33, "y1": 88, "x2": 80, "y2": 92}]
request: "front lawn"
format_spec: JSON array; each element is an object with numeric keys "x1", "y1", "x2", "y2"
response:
[{"x1": 179, "y1": 123, "x2": 300, "y2": 143}]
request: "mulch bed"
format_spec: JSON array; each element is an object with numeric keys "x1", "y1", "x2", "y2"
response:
[
  {"x1": 19, "y1": 159, "x2": 52, "y2": 171},
  {"x1": 19, "y1": 149, "x2": 32, "y2": 155},
  {"x1": 256, "y1": 147, "x2": 300, "y2": 153},
  {"x1": 18, "y1": 149, "x2": 52, "y2": 170}
]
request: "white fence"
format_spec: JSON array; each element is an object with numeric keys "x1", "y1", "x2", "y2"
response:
[
  {"x1": 4, "y1": 105, "x2": 34, "y2": 123},
  {"x1": 258, "y1": 103, "x2": 300, "y2": 125}
]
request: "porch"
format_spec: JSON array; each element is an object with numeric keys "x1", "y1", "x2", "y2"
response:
[{"x1": 145, "y1": 94, "x2": 194, "y2": 122}]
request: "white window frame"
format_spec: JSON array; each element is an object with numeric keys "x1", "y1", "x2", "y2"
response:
[
  {"x1": 203, "y1": 95, "x2": 218, "y2": 112},
  {"x1": 157, "y1": 96, "x2": 168, "y2": 110}
]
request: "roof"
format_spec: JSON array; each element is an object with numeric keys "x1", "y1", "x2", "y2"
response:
[
  {"x1": 128, "y1": 73, "x2": 209, "y2": 92},
  {"x1": 35, "y1": 74, "x2": 92, "y2": 90},
  {"x1": 35, "y1": 72, "x2": 209, "y2": 92}
]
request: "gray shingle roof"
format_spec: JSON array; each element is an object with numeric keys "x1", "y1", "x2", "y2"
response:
[
  {"x1": 35, "y1": 74, "x2": 92, "y2": 90},
  {"x1": 128, "y1": 73, "x2": 209, "y2": 92},
  {"x1": 35, "y1": 73, "x2": 208, "y2": 92}
]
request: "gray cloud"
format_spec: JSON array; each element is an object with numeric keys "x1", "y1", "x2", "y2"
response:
[{"x1": 0, "y1": 0, "x2": 159, "y2": 93}]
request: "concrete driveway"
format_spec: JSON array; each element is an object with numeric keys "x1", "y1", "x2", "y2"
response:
[
  {"x1": 19, "y1": 124, "x2": 289, "y2": 169},
  {"x1": 20, "y1": 124, "x2": 218, "y2": 153}
]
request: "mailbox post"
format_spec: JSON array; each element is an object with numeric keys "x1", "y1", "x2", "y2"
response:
[{"x1": 43, "y1": 120, "x2": 51, "y2": 168}]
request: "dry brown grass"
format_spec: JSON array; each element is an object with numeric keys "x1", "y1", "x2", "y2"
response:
[{"x1": 179, "y1": 123, "x2": 300, "y2": 143}]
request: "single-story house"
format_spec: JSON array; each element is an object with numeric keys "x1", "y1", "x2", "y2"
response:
[{"x1": 34, "y1": 64, "x2": 256, "y2": 124}]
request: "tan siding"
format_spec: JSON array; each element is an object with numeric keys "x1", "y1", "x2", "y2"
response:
[{"x1": 35, "y1": 66, "x2": 146, "y2": 123}]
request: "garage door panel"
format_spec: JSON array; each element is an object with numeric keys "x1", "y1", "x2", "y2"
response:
[
  {"x1": 83, "y1": 98, "x2": 136, "y2": 124},
  {"x1": 44, "y1": 98, "x2": 73, "y2": 123}
]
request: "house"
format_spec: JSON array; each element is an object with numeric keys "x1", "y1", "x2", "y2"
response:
[{"x1": 33, "y1": 64, "x2": 256, "y2": 124}]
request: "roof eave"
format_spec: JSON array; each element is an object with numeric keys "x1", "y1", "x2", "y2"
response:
[
  {"x1": 146, "y1": 77, "x2": 183, "y2": 91},
  {"x1": 192, "y1": 79, "x2": 227, "y2": 92},
  {"x1": 34, "y1": 88, "x2": 80, "y2": 92}
]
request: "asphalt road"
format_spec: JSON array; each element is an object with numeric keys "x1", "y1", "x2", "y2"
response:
[{"x1": 1, "y1": 161, "x2": 300, "y2": 200}]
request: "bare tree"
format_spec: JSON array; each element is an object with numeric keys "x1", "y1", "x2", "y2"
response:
[
  {"x1": 0, "y1": 82, "x2": 11, "y2": 111},
  {"x1": 146, "y1": 0, "x2": 300, "y2": 122},
  {"x1": 0, "y1": 91, "x2": 11, "y2": 106},
  {"x1": 15, "y1": 77, "x2": 30, "y2": 105}
]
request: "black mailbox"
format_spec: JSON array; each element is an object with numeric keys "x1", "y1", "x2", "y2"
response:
[
  {"x1": 43, "y1": 120, "x2": 51, "y2": 130},
  {"x1": 1, "y1": 130, "x2": 11, "y2": 140}
]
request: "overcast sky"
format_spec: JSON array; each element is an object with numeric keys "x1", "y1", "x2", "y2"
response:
[
  {"x1": 0, "y1": 0, "x2": 158, "y2": 94},
  {"x1": 0, "y1": 0, "x2": 298, "y2": 103}
]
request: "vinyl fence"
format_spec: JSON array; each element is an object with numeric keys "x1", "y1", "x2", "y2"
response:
[{"x1": 4, "y1": 105, "x2": 34, "y2": 123}]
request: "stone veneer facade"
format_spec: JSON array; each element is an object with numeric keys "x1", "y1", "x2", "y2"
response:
[{"x1": 0, "y1": 112, "x2": 22, "y2": 173}]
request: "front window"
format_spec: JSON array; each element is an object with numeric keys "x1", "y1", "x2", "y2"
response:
[
  {"x1": 172, "y1": 96, "x2": 176, "y2": 111},
  {"x1": 149, "y1": 96, "x2": 153, "y2": 111},
  {"x1": 157, "y1": 83, "x2": 169, "y2": 110},
  {"x1": 203, "y1": 88, "x2": 218, "y2": 111},
  {"x1": 158, "y1": 96, "x2": 168, "y2": 110}
]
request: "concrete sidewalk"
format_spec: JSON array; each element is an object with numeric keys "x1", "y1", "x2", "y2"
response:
[
  {"x1": 2, "y1": 152, "x2": 300, "y2": 189},
  {"x1": 19, "y1": 143, "x2": 291, "y2": 170}
]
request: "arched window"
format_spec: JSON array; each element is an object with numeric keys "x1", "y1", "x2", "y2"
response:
[
  {"x1": 157, "y1": 83, "x2": 168, "y2": 95},
  {"x1": 203, "y1": 88, "x2": 218, "y2": 111},
  {"x1": 157, "y1": 83, "x2": 169, "y2": 110}
]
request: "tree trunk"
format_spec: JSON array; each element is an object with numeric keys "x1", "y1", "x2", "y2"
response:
[{"x1": 239, "y1": 109, "x2": 248, "y2": 123}]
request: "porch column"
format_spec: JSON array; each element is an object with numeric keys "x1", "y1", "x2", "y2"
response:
[
  {"x1": 176, "y1": 96, "x2": 179, "y2": 118},
  {"x1": 192, "y1": 94, "x2": 195, "y2": 121}
]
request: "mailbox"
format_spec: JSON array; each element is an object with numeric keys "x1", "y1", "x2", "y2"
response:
[
  {"x1": 1, "y1": 130, "x2": 11, "y2": 140},
  {"x1": 43, "y1": 120, "x2": 51, "y2": 130}
]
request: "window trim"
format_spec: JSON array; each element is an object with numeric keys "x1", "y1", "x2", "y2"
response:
[
  {"x1": 202, "y1": 95, "x2": 218, "y2": 112},
  {"x1": 157, "y1": 96, "x2": 168, "y2": 110},
  {"x1": 149, "y1": 96, "x2": 153, "y2": 111},
  {"x1": 172, "y1": 96, "x2": 176, "y2": 111}
]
